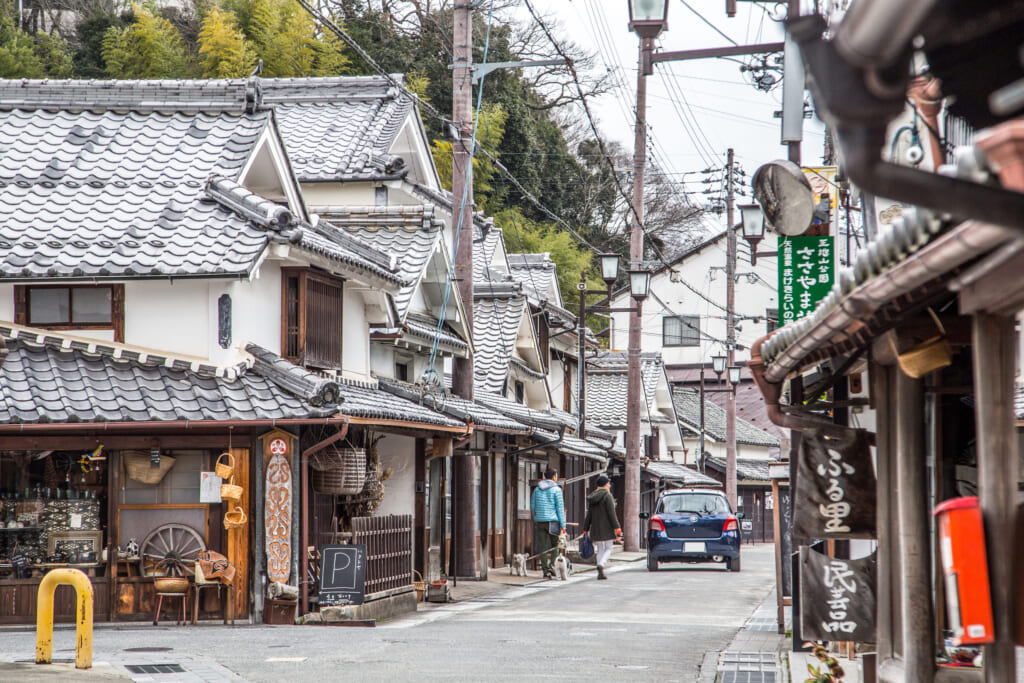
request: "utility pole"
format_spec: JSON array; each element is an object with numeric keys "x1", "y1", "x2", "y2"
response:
[
  {"x1": 624, "y1": 34, "x2": 654, "y2": 554},
  {"x1": 725, "y1": 148, "x2": 738, "y2": 510},
  {"x1": 450, "y1": 0, "x2": 476, "y2": 579}
]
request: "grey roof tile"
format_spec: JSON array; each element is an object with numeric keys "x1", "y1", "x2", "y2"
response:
[
  {"x1": 377, "y1": 377, "x2": 530, "y2": 434},
  {"x1": 472, "y1": 291, "x2": 528, "y2": 395},
  {"x1": 507, "y1": 253, "x2": 556, "y2": 303},
  {"x1": 473, "y1": 392, "x2": 563, "y2": 432},
  {"x1": 643, "y1": 460, "x2": 721, "y2": 487},
  {"x1": 704, "y1": 456, "x2": 779, "y2": 482},
  {"x1": 671, "y1": 386, "x2": 779, "y2": 448},
  {"x1": 585, "y1": 352, "x2": 670, "y2": 429},
  {"x1": 262, "y1": 77, "x2": 414, "y2": 182}
]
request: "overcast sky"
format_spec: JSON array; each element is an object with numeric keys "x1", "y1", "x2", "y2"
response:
[{"x1": 516, "y1": 0, "x2": 827, "y2": 214}]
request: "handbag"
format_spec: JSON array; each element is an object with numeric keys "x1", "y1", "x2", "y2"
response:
[
  {"x1": 548, "y1": 520, "x2": 561, "y2": 536},
  {"x1": 579, "y1": 533, "x2": 595, "y2": 560}
]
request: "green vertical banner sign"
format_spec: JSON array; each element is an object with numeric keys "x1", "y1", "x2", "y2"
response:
[{"x1": 779, "y1": 236, "x2": 834, "y2": 327}]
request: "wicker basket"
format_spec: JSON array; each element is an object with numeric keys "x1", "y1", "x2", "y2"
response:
[
  {"x1": 223, "y1": 507, "x2": 247, "y2": 530},
  {"x1": 124, "y1": 451, "x2": 176, "y2": 486},
  {"x1": 895, "y1": 308, "x2": 952, "y2": 379},
  {"x1": 153, "y1": 577, "x2": 189, "y2": 594},
  {"x1": 221, "y1": 476, "x2": 243, "y2": 502},
  {"x1": 215, "y1": 452, "x2": 234, "y2": 480},
  {"x1": 310, "y1": 447, "x2": 366, "y2": 495}
]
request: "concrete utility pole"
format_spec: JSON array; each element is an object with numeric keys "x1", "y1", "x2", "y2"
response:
[
  {"x1": 725, "y1": 148, "x2": 738, "y2": 510},
  {"x1": 451, "y1": 0, "x2": 476, "y2": 578},
  {"x1": 624, "y1": 34, "x2": 653, "y2": 553}
]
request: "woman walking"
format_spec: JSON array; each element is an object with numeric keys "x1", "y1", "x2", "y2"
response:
[{"x1": 581, "y1": 475, "x2": 621, "y2": 580}]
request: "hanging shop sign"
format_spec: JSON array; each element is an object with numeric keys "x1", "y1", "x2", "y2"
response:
[
  {"x1": 800, "y1": 547, "x2": 877, "y2": 642},
  {"x1": 778, "y1": 235, "x2": 834, "y2": 327},
  {"x1": 794, "y1": 428, "x2": 876, "y2": 540},
  {"x1": 318, "y1": 544, "x2": 367, "y2": 607}
]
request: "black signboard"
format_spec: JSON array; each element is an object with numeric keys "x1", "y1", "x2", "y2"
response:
[
  {"x1": 794, "y1": 428, "x2": 876, "y2": 541},
  {"x1": 778, "y1": 485, "x2": 793, "y2": 598},
  {"x1": 800, "y1": 547, "x2": 877, "y2": 642},
  {"x1": 318, "y1": 545, "x2": 366, "y2": 607}
]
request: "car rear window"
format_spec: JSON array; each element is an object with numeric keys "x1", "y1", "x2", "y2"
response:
[{"x1": 658, "y1": 493, "x2": 729, "y2": 516}]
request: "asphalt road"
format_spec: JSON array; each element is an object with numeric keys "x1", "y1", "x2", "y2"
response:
[{"x1": 0, "y1": 544, "x2": 776, "y2": 682}]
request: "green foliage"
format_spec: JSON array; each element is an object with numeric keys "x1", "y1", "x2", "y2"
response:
[
  {"x1": 430, "y1": 102, "x2": 507, "y2": 199},
  {"x1": 221, "y1": 0, "x2": 349, "y2": 77},
  {"x1": 198, "y1": 6, "x2": 255, "y2": 77},
  {"x1": 0, "y1": 13, "x2": 74, "y2": 78},
  {"x1": 102, "y1": 3, "x2": 195, "y2": 78},
  {"x1": 73, "y1": 10, "x2": 128, "y2": 78}
]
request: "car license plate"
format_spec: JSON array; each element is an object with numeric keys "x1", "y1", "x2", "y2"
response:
[{"x1": 684, "y1": 542, "x2": 705, "y2": 553}]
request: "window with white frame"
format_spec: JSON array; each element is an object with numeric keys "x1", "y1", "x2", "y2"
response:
[{"x1": 662, "y1": 315, "x2": 700, "y2": 347}]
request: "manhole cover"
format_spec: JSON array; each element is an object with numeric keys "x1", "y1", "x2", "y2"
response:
[
  {"x1": 125, "y1": 664, "x2": 186, "y2": 674},
  {"x1": 123, "y1": 647, "x2": 173, "y2": 653}
]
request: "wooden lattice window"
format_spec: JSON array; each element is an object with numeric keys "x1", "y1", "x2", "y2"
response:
[{"x1": 281, "y1": 269, "x2": 344, "y2": 370}]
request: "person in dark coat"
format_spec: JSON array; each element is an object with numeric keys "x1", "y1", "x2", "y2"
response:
[{"x1": 581, "y1": 475, "x2": 621, "y2": 580}]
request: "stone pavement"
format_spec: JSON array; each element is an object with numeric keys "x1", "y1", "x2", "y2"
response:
[{"x1": 698, "y1": 587, "x2": 791, "y2": 683}]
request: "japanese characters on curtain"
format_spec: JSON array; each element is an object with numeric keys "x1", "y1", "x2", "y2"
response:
[
  {"x1": 800, "y1": 548, "x2": 877, "y2": 642},
  {"x1": 794, "y1": 428, "x2": 876, "y2": 540}
]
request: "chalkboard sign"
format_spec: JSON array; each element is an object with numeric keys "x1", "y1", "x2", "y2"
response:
[{"x1": 318, "y1": 545, "x2": 366, "y2": 607}]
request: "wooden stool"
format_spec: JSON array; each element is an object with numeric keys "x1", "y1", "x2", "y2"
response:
[
  {"x1": 153, "y1": 587, "x2": 190, "y2": 626},
  {"x1": 192, "y1": 562, "x2": 234, "y2": 625}
]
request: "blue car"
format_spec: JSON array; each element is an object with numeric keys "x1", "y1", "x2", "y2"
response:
[{"x1": 641, "y1": 489, "x2": 742, "y2": 572}]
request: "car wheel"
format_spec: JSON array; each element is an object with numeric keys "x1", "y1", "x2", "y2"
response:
[
  {"x1": 726, "y1": 555, "x2": 741, "y2": 572},
  {"x1": 647, "y1": 553, "x2": 658, "y2": 572}
]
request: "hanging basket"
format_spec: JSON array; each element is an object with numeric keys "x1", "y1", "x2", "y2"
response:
[
  {"x1": 223, "y1": 507, "x2": 247, "y2": 530},
  {"x1": 894, "y1": 308, "x2": 953, "y2": 379},
  {"x1": 221, "y1": 475, "x2": 243, "y2": 502},
  {"x1": 215, "y1": 452, "x2": 235, "y2": 480},
  {"x1": 310, "y1": 447, "x2": 366, "y2": 495},
  {"x1": 124, "y1": 451, "x2": 176, "y2": 486}
]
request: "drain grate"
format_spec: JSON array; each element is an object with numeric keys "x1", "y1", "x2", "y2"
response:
[
  {"x1": 124, "y1": 663, "x2": 187, "y2": 674},
  {"x1": 124, "y1": 647, "x2": 173, "y2": 653},
  {"x1": 720, "y1": 673, "x2": 776, "y2": 683}
]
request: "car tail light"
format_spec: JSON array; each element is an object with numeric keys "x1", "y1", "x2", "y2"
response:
[
  {"x1": 723, "y1": 516, "x2": 739, "y2": 532},
  {"x1": 649, "y1": 515, "x2": 666, "y2": 532}
]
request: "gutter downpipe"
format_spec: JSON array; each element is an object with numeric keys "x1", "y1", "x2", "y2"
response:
[{"x1": 300, "y1": 420, "x2": 350, "y2": 615}]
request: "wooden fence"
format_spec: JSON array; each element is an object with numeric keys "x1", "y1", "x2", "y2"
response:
[{"x1": 351, "y1": 515, "x2": 413, "y2": 596}]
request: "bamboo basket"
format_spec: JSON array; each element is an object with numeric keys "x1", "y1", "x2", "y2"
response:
[
  {"x1": 221, "y1": 475, "x2": 243, "y2": 502},
  {"x1": 310, "y1": 447, "x2": 366, "y2": 495},
  {"x1": 124, "y1": 451, "x2": 176, "y2": 486},
  {"x1": 895, "y1": 308, "x2": 953, "y2": 379},
  {"x1": 413, "y1": 570, "x2": 425, "y2": 603},
  {"x1": 215, "y1": 452, "x2": 234, "y2": 480},
  {"x1": 223, "y1": 506, "x2": 247, "y2": 530}
]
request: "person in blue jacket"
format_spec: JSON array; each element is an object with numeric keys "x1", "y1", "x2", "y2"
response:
[{"x1": 530, "y1": 467, "x2": 565, "y2": 579}]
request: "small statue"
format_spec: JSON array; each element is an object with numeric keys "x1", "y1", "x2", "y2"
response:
[{"x1": 125, "y1": 538, "x2": 139, "y2": 557}]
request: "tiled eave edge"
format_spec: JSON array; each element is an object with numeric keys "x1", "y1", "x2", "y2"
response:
[{"x1": 757, "y1": 220, "x2": 1011, "y2": 385}]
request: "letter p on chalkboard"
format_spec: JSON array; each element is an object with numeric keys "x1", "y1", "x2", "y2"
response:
[{"x1": 318, "y1": 545, "x2": 367, "y2": 607}]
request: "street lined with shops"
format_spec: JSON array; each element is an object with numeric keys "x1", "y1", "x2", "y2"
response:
[{"x1": 1, "y1": 546, "x2": 779, "y2": 682}]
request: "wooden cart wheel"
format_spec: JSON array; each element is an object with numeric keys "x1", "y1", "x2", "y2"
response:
[{"x1": 139, "y1": 523, "x2": 206, "y2": 577}]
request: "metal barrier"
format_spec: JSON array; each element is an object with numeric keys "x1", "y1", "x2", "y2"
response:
[{"x1": 36, "y1": 568, "x2": 93, "y2": 670}]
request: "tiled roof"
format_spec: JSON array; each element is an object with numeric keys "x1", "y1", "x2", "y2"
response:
[
  {"x1": 0, "y1": 330, "x2": 332, "y2": 425},
  {"x1": 377, "y1": 377, "x2": 530, "y2": 434},
  {"x1": 643, "y1": 460, "x2": 721, "y2": 487},
  {"x1": 704, "y1": 457, "x2": 778, "y2": 482},
  {"x1": 671, "y1": 386, "x2": 780, "y2": 448},
  {"x1": 315, "y1": 205, "x2": 445, "y2": 320},
  {"x1": 473, "y1": 222, "x2": 508, "y2": 282},
  {"x1": 0, "y1": 78, "x2": 261, "y2": 114},
  {"x1": 585, "y1": 352, "x2": 670, "y2": 429},
  {"x1": 403, "y1": 314, "x2": 469, "y2": 355},
  {"x1": 0, "y1": 106, "x2": 272, "y2": 280},
  {"x1": 246, "y1": 344, "x2": 464, "y2": 429},
  {"x1": 262, "y1": 76, "x2": 414, "y2": 182},
  {"x1": 472, "y1": 290, "x2": 528, "y2": 395},
  {"x1": 473, "y1": 392, "x2": 563, "y2": 432},
  {"x1": 508, "y1": 253, "x2": 556, "y2": 303},
  {"x1": 531, "y1": 428, "x2": 608, "y2": 462}
]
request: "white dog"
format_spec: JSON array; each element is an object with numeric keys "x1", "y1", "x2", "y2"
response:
[
  {"x1": 553, "y1": 553, "x2": 572, "y2": 581},
  {"x1": 510, "y1": 553, "x2": 528, "y2": 576}
]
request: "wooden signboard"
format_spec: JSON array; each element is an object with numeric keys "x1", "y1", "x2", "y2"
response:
[
  {"x1": 318, "y1": 545, "x2": 366, "y2": 607},
  {"x1": 800, "y1": 547, "x2": 877, "y2": 642},
  {"x1": 265, "y1": 439, "x2": 292, "y2": 584},
  {"x1": 794, "y1": 428, "x2": 876, "y2": 541}
]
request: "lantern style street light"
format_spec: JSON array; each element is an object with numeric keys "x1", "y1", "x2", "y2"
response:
[
  {"x1": 711, "y1": 354, "x2": 727, "y2": 377},
  {"x1": 628, "y1": 0, "x2": 668, "y2": 38},
  {"x1": 628, "y1": 268, "x2": 652, "y2": 301},
  {"x1": 599, "y1": 253, "x2": 620, "y2": 286},
  {"x1": 728, "y1": 366, "x2": 742, "y2": 385},
  {"x1": 738, "y1": 203, "x2": 778, "y2": 265}
]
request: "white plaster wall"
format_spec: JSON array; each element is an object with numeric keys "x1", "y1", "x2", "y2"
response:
[
  {"x1": 676, "y1": 436, "x2": 774, "y2": 466},
  {"x1": 213, "y1": 261, "x2": 283, "y2": 366},
  {"x1": 343, "y1": 285, "x2": 370, "y2": 380},
  {"x1": 302, "y1": 183, "x2": 376, "y2": 208},
  {"x1": 609, "y1": 232, "x2": 780, "y2": 367},
  {"x1": 375, "y1": 434, "x2": 416, "y2": 518},
  {"x1": 126, "y1": 280, "x2": 210, "y2": 357}
]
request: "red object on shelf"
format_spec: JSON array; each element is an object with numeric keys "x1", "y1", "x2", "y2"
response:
[{"x1": 933, "y1": 496, "x2": 995, "y2": 645}]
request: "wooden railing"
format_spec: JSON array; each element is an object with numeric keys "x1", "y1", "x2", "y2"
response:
[{"x1": 351, "y1": 515, "x2": 413, "y2": 597}]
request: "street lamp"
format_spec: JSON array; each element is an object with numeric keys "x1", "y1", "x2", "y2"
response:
[
  {"x1": 728, "y1": 366, "x2": 742, "y2": 385},
  {"x1": 696, "y1": 361, "x2": 743, "y2": 472},
  {"x1": 738, "y1": 203, "x2": 778, "y2": 266},
  {"x1": 711, "y1": 354, "x2": 727, "y2": 377},
  {"x1": 599, "y1": 253, "x2": 620, "y2": 286},
  {"x1": 627, "y1": 0, "x2": 668, "y2": 37},
  {"x1": 628, "y1": 268, "x2": 651, "y2": 301}
]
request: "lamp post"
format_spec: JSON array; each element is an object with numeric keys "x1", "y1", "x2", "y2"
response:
[
  {"x1": 698, "y1": 362, "x2": 742, "y2": 472},
  {"x1": 738, "y1": 203, "x2": 778, "y2": 265},
  {"x1": 625, "y1": 0, "x2": 667, "y2": 554}
]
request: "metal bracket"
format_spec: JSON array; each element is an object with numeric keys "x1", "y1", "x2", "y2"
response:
[{"x1": 447, "y1": 58, "x2": 566, "y2": 83}]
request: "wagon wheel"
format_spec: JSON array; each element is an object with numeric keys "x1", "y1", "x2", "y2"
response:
[{"x1": 139, "y1": 524, "x2": 206, "y2": 577}]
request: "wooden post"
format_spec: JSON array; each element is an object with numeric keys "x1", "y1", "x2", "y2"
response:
[
  {"x1": 895, "y1": 368, "x2": 934, "y2": 682},
  {"x1": 772, "y1": 477, "x2": 784, "y2": 633},
  {"x1": 228, "y1": 446, "x2": 249, "y2": 621},
  {"x1": 971, "y1": 313, "x2": 1018, "y2": 683}
]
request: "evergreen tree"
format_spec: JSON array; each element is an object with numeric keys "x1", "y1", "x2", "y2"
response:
[
  {"x1": 197, "y1": 5, "x2": 255, "y2": 78},
  {"x1": 101, "y1": 3, "x2": 195, "y2": 78},
  {"x1": 0, "y1": 9, "x2": 73, "y2": 78}
]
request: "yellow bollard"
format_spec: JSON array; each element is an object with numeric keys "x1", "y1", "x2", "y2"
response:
[{"x1": 36, "y1": 568, "x2": 93, "y2": 670}]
